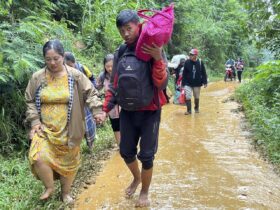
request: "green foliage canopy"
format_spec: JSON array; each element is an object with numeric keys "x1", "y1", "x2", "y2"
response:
[{"x1": 242, "y1": 0, "x2": 280, "y2": 58}]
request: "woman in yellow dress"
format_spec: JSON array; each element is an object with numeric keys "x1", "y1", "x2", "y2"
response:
[{"x1": 25, "y1": 40, "x2": 106, "y2": 203}]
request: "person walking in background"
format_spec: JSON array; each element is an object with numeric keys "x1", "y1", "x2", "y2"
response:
[
  {"x1": 168, "y1": 54, "x2": 186, "y2": 88},
  {"x1": 173, "y1": 57, "x2": 186, "y2": 86},
  {"x1": 236, "y1": 57, "x2": 244, "y2": 83},
  {"x1": 225, "y1": 58, "x2": 236, "y2": 80},
  {"x1": 25, "y1": 40, "x2": 106, "y2": 203},
  {"x1": 173, "y1": 57, "x2": 186, "y2": 104},
  {"x1": 64, "y1": 52, "x2": 97, "y2": 88},
  {"x1": 64, "y1": 52, "x2": 97, "y2": 149},
  {"x1": 181, "y1": 48, "x2": 207, "y2": 114},
  {"x1": 96, "y1": 54, "x2": 120, "y2": 147},
  {"x1": 103, "y1": 10, "x2": 168, "y2": 207}
]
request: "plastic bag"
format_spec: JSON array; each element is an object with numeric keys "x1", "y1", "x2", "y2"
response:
[{"x1": 178, "y1": 89, "x2": 186, "y2": 105}]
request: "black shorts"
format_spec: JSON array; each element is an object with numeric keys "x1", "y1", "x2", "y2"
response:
[
  {"x1": 119, "y1": 109, "x2": 161, "y2": 165},
  {"x1": 109, "y1": 117, "x2": 120, "y2": 132}
]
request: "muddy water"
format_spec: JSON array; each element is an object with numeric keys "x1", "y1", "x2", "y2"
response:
[{"x1": 74, "y1": 81, "x2": 280, "y2": 209}]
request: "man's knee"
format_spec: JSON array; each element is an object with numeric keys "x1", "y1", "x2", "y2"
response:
[
  {"x1": 138, "y1": 154, "x2": 154, "y2": 170},
  {"x1": 185, "y1": 92, "x2": 192, "y2": 100},
  {"x1": 141, "y1": 160, "x2": 153, "y2": 170},
  {"x1": 120, "y1": 151, "x2": 136, "y2": 165},
  {"x1": 184, "y1": 86, "x2": 192, "y2": 100}
]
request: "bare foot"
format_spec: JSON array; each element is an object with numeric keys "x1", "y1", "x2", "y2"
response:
[
  {"x1": 62, "y1": 194, "x2": 74, "y2": 204},
  {"x1": 135, "y1": 190, "x2": 150, "y2": 207},
  {"x1": 112, "y1": 144, "x2": 119, "y2": 151},
  {"x1": 125, "y1": 178, "x2": 140, "y2": 198},
  {"x1": 39, "y1": 188, "x2": 54, "y2": 200}
]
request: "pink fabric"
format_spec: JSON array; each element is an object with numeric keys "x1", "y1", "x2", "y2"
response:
[
  {"x1": 178, "y1": 89, "x2": 186, "y2": 105},
  {"x1": 104, "y1": 77, "x2": 120, "y2": 119},
  {"x1": 136, "y1": 4, "x2": 174, "y2": 61}
]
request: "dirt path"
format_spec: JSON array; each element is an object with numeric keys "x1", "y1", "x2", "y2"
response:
[{"x1": 74, "y1": 81, "x2": 280, "y2": 209}]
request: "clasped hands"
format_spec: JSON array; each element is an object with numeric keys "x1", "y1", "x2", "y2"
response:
[{"x1": 94, "y1": 111, "x2": 107, "y2": 124}]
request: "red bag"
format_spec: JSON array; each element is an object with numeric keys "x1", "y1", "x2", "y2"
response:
[
  {"x1": 178, "y1": 89, "x2": 186, "y2": 104},
  {"x1": 136, "y1": 4, "x2": 174, "y2": 61}
]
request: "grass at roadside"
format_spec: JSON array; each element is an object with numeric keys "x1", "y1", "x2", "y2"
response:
[
  {"x1": 234, "y1": 61, "x2": 280, "y2": 173},
  {"x1": 0, "y1": 121, "x2": 114, "y2": 210},
  {"x1": 208, "y1": 72, "x2": 223, "y2": 82}
]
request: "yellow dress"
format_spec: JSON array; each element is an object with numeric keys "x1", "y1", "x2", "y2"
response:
[{"x1": 29, "y1": 73, "x2": 80, "y2": 177}]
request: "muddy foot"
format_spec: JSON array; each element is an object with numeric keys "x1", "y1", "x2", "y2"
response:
[
  {"x1": 125, "y1": 178, "x2": 140, "y2": 198},
  {"x1": 135, "y1": 190, "x2": 150, "y2": 208},
  {"x1": 39, "y1": 188, "x2": 54, "y2": 200},
  {"x1": 62, "y1": 194, "x2": 74, "y2": 204},
  {"x1": 112, "y1": 145, "x2": 119, "y2": 151}
]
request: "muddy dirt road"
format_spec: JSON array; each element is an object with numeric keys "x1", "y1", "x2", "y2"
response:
[{"x1": 74, "y1": 81, "x2": 280, "y2": 209}]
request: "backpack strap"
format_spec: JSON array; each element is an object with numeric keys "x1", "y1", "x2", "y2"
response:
[
  {"x1": 99, "y1": 71, "x2": 106, "y2": 85},
  {"x1": 76, "y1": 63, "x2": 85, "y2": 74},
  {"x1": 117, "y1": 44, "x2": 127, "y2": 60}
]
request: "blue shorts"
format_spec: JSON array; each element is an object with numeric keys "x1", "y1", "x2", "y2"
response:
[{"x1": 119, "y1": 109, "x2": 161, "y2": 169}]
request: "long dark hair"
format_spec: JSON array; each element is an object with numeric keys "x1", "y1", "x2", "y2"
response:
[
  {"x1": 103, "y1": 53, "x2": 114, "y2": 75},
  {"x1": 103, "y1": 54, "x2": 114, "y2": 68},
  {"x1": 43, "y1": 40, "x2": 64, "y2": 57},
  {"x1": 99, "y1": 54, "x2": 114, "y2": 83}
]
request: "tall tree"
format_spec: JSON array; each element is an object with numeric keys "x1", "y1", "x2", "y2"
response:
[{"x1": 242, "y1": 0, "x2": 280, "y2": 58}]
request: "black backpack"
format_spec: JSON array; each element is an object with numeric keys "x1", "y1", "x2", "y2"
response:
[{"x1": 115, "y1": 44, "x2": 154, "y2": 111}]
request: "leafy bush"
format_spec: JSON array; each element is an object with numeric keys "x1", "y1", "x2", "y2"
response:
[
  {"x1": 0, "y1": 88, "x2": 28, "y2": 154},
  {"x1": 235, "y1": 60, "x2": 280, "y2": 164}
]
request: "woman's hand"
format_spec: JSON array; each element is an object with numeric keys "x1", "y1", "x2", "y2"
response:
[
  {"x1": 94, "y1": 112, "x2": 107, "y2": 124},
  {"x1": 29, "y1": 123, "x2": 44, "y2": 140},
  {"x1": 141, "y1": 43, "x2": 162, "y2": 61}
]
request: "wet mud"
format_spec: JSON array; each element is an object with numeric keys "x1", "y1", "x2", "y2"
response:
[{"x1": 74, "y1": 81, "x2": 280, "y2": 209}]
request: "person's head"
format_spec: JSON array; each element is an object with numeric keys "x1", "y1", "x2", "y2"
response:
[
  {"x1": 179, "y1": 58, "x2": 186, "y2": 65},
  {"x1": 116, "y1": 9, "x2": 140, "y2": 44},
  {"x1": 189, "y1": 48, "x2": 199, "y2": 62},
  {"x1": 43, "y1": 40, "x2": 65, "y2": 72},
  {"x1": 103, "y1": 54, "x2": 114, "y2": 74},
  {"x1": 64, "y1": 52, "x2": 76, "y2": 67}
]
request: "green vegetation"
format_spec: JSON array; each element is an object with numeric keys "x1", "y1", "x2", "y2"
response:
[
  {"x1": 0, "y1": 0, "x2": 279, "y2": 208},
  {"x1": 242, "y1": 0, "x2": 280, "y2": 57},
  {"x1": 234, "y1": 0, "x2": 279, "y2": 169},
  {"x1": 235, "y1": 61, "x2": 280, "y2": 166}
]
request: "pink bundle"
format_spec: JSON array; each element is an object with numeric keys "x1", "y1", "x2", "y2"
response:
[{"x1": 136, "y1": 3, "x2": 175, "y2": 61}]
